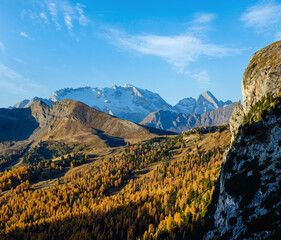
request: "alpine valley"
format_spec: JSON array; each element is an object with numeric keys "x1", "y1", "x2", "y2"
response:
[{"x1": 0, "y1": 39, "x2": 281, "y2": 240}]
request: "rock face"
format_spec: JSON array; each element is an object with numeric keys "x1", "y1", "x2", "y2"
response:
[
  {"x1": 205, "y1": 99, "x2": 281, "y2": 239},
  {"x1": 205, "y1": 41, "x2": 281, "y2": 239},
  {"x1": 140, "y1": 103, "x2": 237, "y2": 132},
  {"x1": 174, "y1": 97, "x2": 196, "y2": 114},
  {"x1": 229, "y1": 101, "x2": 245, "y2": 142},
  {"x1": 242, "y1": 41, "x2": 281, "y2": 115},
  {"x1": 230, "y1": 41, "x2": 281, "y2": 140}
]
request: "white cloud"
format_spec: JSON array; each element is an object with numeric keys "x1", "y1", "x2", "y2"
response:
[
  {"x1": 0, "y1": 64, "x2": 46, "y2": 95},
  {"x1": 193, "y1": 13, "x2": 216, "y2": 24},
  {"x1": 64, "y1": 15, "x2": 72, "y2": 30},
  {"x1": 34, "y1": 1, "x2": 89, "y2": 31},
  {"x1": 104, "y1": 26, "x2": 242, "y2": 86},
  {"x1": 241, "y1": 1, "x2": 281, "y2": 29},
  {"x1": 0, "y1": 42, "x2": 5, "y2": 53},
  {"x1": 192, "y1": 71, "x2": 211, "y2": 86},
  {"x1": 20, "y1": 32, "x2": 33, "y2": 40},
  {"x1": 20, "y1": 32, "x2": 30, "y2": 38},
  {"x1": 47, "y1": 2, "x2": 60, "y2": 28},
  {"x1": 47, "y1": 2, "x2": 57, "y2": 18},
  {"x1": 76, "y1": 3, "x2": 89, "y2": 26},
  {"x1": 105, "y1": 28, "x2": 241, "y2": 74},
  {"x1": 39, "y1": 12, "x2": 49, "y2": 24}
]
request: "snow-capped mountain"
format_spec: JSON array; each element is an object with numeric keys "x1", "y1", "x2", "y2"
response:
[
  {"x1": 13, "y1": 84, "x2": 174, "y2": 123},
  {"x1": 12, "y1": 85, "x2": 232, "y2": 123}
]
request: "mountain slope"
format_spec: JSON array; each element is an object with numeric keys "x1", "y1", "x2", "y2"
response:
[
  {"x1": 0, "y1": 108, "x2": 38, "y2": 142},
  {"x1": 0, "y1": 99, "x2": 174, "y2": 148},
  {"x1": 140, "y1": 102, "x2": 237, "y2": 132}
]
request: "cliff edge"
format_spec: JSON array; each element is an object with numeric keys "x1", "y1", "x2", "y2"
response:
[{"x1": 205, "y1": 41, "x2": 281, "y2": 239}]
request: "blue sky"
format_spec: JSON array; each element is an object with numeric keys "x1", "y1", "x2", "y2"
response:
[{"x1": 0, "y1": 0, "x2": 280, "y2": 107}]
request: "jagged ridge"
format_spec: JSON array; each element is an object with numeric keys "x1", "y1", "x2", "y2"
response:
[{"x1": 140, "y1": 102, "x2": 237, "y2": 132}]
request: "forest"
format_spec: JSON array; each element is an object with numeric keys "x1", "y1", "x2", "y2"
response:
[{"x1": 0, "y1": 126, "x2": 230, "y2": 240}]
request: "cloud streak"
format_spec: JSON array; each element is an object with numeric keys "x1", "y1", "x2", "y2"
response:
[
  {"x1": 76, "y1": 3, "x2": 89, "y2": 26},
  {"x1": 45, "y1": 1, "x2": 89, "y2": 31},
  {"x1": 105, "y1": 28, "x2": 241, "y2": 75},
  {"x1": 64, "y1": 15, "x2": 72, "y2": 30},
  {"x1": 193, "y1": 13, "x2": 216, "y2": 24},
  {"x1": 20, "y1": 32, "x2": 31, "y2": 39},
  {"x1": 241, "y1": 1, "x2": 281, "y2": 38},
  {"x1": 24, "y1": 1, "x2": 89, "y2": 32},
  {"x1": 192, "y1": 71, "x2": 211, "y2": 86},
  {"x1": 39, "y1": 12, "x2": 49, "y2": 24}
]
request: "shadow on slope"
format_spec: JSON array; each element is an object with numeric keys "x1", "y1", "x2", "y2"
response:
[
  {"x1": 0, "y1": 108, "x2": 39, "y2": 142},
  {"x1": 93, "y1": 128, "x2": 126, "y2": 147}
]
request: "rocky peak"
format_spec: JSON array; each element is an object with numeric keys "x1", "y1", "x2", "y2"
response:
[
  {"x1": 174, "y1": 97, "x2": 196, "y2": 114},
  {"x1": 174, "y1": 91, "x2": 232, "y2": 115},
  {"x1": 201, "y1": 91, "x2": 220, "y2": 108},
  {"x1": 12, "y1": 99, "x2": 30, "y2": 108},
  {"x1": 195, "y1": 91, "x2": 221, "y2": 114},
  {"x1": 230, "y1": 41, "x2": 281, "y2": 141},
  {"x1": 242, "y1": 41, "x2": 281, "y2": 115}
]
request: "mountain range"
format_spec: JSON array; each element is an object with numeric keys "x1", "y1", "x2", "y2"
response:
[
  {"x1": 12, "y1": 85, "x2": 234, "y2": 131},
  {"x1": 141, "y1": 102, "x2": 237, "y2": 132}
]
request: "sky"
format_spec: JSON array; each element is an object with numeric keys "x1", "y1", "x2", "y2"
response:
[{"x1": 0, "y1": 0, "x2": 280, "y2": 107}]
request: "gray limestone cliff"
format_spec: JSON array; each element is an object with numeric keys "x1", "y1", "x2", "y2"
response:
[
  {"x1": 204, "y1": 41, "x2": 281, "y2": 239},
  {"x1": 229, "y1": 41, "x2": 281, "y2": 142},
  {"x1": 229, "y1": 101, "x2": 245, "y2": 142}
]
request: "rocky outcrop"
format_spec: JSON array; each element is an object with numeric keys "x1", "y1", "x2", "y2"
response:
[
  {"x1": 229, "y1": 101, "x2": 244, "y2": 142},
  {"x1": 242, "y1": 41, "x2": 281, "y2": 115},
  {"x1": 205, "y1": 41, "x2": 281, "y2": 239},
  {"x1": 230, "y1": 41, "x2": 281, "y2": 140},
  {"x1": 205, "y1": 97, "x2": 281, "y2": 239}
]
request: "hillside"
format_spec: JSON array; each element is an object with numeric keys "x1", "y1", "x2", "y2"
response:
[
  {"x1": 0, "y1": 125, "x2": 231, "y2": 240},
  {"x1": 1, "y1": 99, "x2": 172, "y2": 145},
  {"x1": 141, "y1": 102, "x2": 236, "y2": 132},
  {"x1": 0, "y1": 99, "x2": 173, "y2": 170}
]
